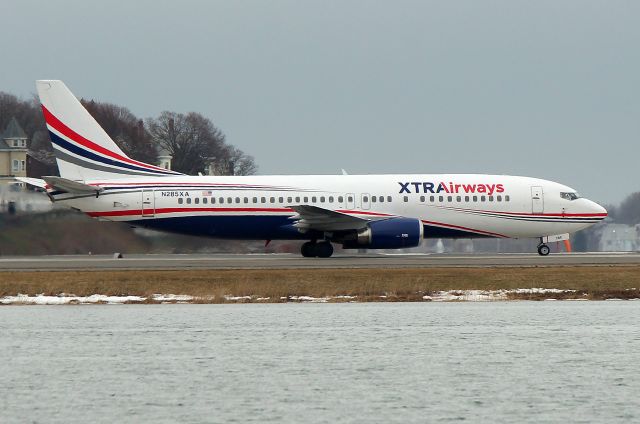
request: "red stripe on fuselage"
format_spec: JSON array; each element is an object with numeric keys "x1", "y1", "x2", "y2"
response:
[
  {"x1": 86, "y1": 207, "x2": 295, "y2": 217},
  {"x1": 444, "y1": 206, "x2": 606, "y2": 218}
]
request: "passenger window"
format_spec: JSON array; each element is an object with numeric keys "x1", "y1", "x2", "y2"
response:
[
  {"x1": 430, "y1": 196, "x2": 435, "y2": 202},
  {"x1": 464, "y1": 196, "x2": 469, "y2": 202},
  {"x1": 403, "y1": 196, "x2": 408, "y2": 202},
  {"x1": 295, "y1": 196, "x2": 300, "y2": 203},
  {"x1": 253, "y1": 197, "x2": 258, "y2": 203},
  {"x1": 276, "y1": 197, "x2": 282, "y2": 203},
  {"x1": 371, "y1": 196, "x2": 376, "y2": 203},
  {"x1": 195, "y1": 198, "x2": 200, "y2": 204},
  {"x1": 178, "y1": 198, "x2": 183, "y2": 204},
  {"x1": 211, "y1": 197, "x2": 216, "y2": 204},
  {"x1": 261, "y1": 197, "x2": 266, "y2": 203},
  {"x1": 456, "y1": 196, "x2": 461, "y2": 202},
  {"x1": 505, "y1": 195, "x2": 510, "y2": 202},
  {"x1": 348, "y1": 196, "x2": 353, "y2": 203},
  {"x1": 497, "y1": 195, "x2": 502, "y2": 202},
  {"x1": 488, "y1": 196, "x2": 494, "y2": 202},
  {"x1": 269, "y1": 197, "x2": 275, "y2": 203},
  {"x1": 329, "y1": 196, "x2": 334, "y2": 203},
  {"x1": 320, "y1": 196, "x2": 325, "y2": 202},
  {"x1": 473, "y1": 196, "x2": 478, "y2": 202},
  {"x1": 481, "y1": 196, "x2": 486, "y2": 202},
  {"x1": 447, "y1": 196, "x2": 452, "y2": 202},
  {"x1": 187, "y1": 198, "x2": 192, "y2": 204},
  {"x1": 304, "y1": 197, "x2": 309, "y2": 203},
  {"x1": 338, "y1": 196, "x2": 344, "y2": 203},
  {"x1": 439, "y1": 196, "x2": 444, "y2": 202},
  {"x1": 244, "y1": 197, "x2": 249, "y2": 204},
  {"x1": 235, "y1": 197, "x2": 240, "y2": 203},
  {"x1": 363, "y1": 196, "x2": 369, "y2": 202},
  {"x1": 203, "y1": 198, "x2": 208, "y2": 204},
  {"x1": 219, "y1": 197, "x2": 224, "y2": 204},
  {"x1": 387, "y1": 196, "x2": 392, "y2": 202},
  {"x1": 420, "y1": 195, "x2": 425, "y2": 202},
  {"x1": 312, "y1": 196, "x2": 317, "y2": 202},
  {"x1": 379, "y1": 196, "x2": 384, "y2": 202},
  {"x1": 227, "y1": 197, "x2": 232, "y2": 203},
  {"x1": 286, "y1": 197, "x2": 292, "y2": 203}
]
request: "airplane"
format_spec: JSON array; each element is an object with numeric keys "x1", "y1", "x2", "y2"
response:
[{"x1": 19, "y1": 80, "x2": 607, "y2": 258}]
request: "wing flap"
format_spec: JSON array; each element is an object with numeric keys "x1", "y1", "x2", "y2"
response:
[{"x1": 289, "y1": 205, "x2": 369, "y2": 231}]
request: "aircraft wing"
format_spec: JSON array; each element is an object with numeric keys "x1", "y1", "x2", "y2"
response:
[{"x1": 288, "y1": 205, "x2": 370, "y2": 232}]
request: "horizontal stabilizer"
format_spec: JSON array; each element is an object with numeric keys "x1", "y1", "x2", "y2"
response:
[
  {"x1": 42, "y1": 176, "x2": 103, "y2": 195},
  {"x1": 15, "y1": 177, "x2": 47, "y2": 189}
]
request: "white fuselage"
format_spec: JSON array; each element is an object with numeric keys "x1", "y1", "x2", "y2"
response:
[{"x1": 53, "y1": 173, "x2": 606, "y2": 241}]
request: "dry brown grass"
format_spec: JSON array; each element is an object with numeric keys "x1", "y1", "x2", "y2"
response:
[{"x1": 1, "y1": 266, "x2": 639, "y2": 302}]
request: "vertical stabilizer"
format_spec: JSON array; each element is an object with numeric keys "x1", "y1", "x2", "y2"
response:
[{"x1": 36, "y1": 80, "x2": 181, "y2": 180}]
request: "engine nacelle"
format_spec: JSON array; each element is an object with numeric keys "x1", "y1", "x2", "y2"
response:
[{"x1": 343, "y1": 217, "x2": 423, "y2": 249}]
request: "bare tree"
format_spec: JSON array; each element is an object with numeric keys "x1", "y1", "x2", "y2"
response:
[
  {"x1": 212, "y1": 145, "x2": 258, "y2": 176},
  {"x1": 82, "y1": 100, "x2": 157, "y2": 164},
  {"x1": 0, "y1": 92, "x2": 46, "y2": 143},
  {"x1": 146, "y1": 111, "x2": 227, "y2": 175},
  {"x1": 615, "y1": 192, "x2": 640, "y2": 225}
]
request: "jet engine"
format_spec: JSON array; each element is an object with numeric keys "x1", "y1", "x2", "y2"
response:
[{"x1": 342, "y1": 217, "x2": 423, "y2": 249}]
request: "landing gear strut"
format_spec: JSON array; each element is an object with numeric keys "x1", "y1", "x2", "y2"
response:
[
  {"x1": 537, "y1": 243, "x2": 550, "y2": 256},
  {"x1": 301, "y1": 241, "x2": 334, "y2": 258}
]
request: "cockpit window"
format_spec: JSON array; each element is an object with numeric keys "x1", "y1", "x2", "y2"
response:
[{"x1": 560, "y1": 192, "x2": 580, "y2": 201}]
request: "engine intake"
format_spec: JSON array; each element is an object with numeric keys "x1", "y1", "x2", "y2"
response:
[{"x1": 343, "y1": 217, "x2": 423, "y2": 249}]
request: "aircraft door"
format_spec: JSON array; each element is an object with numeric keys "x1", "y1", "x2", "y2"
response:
[
  {"x1": 361, "y1": 193, "x2": 371, "y2": 210},
  {"x1": 346, "y1": 193, "x2": 356, "y2": 209},
  {"x1": 142, "y1": 189, "x2": 155, "y2": 217},
  {"x1": 531, "y1": 186, "x2": 544, "y2": 214}
]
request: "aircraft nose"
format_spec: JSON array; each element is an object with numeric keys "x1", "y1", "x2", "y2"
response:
[{"x1": 586, "y1": 199, "x2": 607, "y2": 216}]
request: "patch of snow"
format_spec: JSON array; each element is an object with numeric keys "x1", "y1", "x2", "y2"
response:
[
  {"x1": 429, "y1": 290, "x2": 508, "y2": 302},
  {"x1": 513, "y1": 288, "x2": 576, "y2": 294},
  {"x1": 224, "y1": 295, "x2": 252, "y2": 301},
  {"x1": 0, "y1": 293, "x2": 144, "y2": 305},
  {"x1": 151, "y1": 294, "x2": 194, "y2": 302},
  {"x1": 288, "y1": 296, "x2": 329, "y2": 303}
]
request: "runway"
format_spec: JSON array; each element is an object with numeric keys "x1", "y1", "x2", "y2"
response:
[{"x1": 0, "y1": 252, "x2": 639, "y2": 271}]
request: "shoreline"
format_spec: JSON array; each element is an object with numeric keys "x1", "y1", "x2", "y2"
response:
[{"x1": 1, "y1": 266, "x2": 639, "y2": 304}]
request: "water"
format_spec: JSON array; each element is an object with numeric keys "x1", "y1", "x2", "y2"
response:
[{"x1": 1, "y1": 302, "x2": 639, "y2": 423}]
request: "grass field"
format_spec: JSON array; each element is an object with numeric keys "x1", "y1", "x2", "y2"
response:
[{"x1": 1, "y1": 266, "x2": 639, "y2": 302}]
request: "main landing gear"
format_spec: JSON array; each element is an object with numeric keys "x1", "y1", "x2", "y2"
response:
[
  {"x1": 301, "y1": 241, "x2": 334, "y2": 258},
  {"x1": 537, "y1": 243, "x2": 550, "y2": 256}
]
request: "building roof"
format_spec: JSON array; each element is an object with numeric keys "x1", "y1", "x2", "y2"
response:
[
  {"x1": 3, "y1": 117, "x2": 28, "y2": 140},
  {"x1": 0, "y1": 117, "x2": 28, "y2": 151}
]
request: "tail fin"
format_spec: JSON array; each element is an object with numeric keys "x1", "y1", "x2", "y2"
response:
[{"x1": 36, "y1": 80, "x2": 182, "y2": 180}]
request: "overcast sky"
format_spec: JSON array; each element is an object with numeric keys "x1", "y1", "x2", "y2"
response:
[{"x1": 2, "y1": 0, "x2": 638, "y2": 204}]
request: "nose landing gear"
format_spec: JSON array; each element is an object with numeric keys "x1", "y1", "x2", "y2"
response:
[
  {"x1": 537, "y1": 243, "x2": 550, "y2": 256},
  {"x1": 301, "y1": 241, "x2": 334, "y2": 258}
]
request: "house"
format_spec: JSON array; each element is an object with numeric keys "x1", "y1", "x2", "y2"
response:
[
  {"x1": 0, "y1": 117, "x2": 28, "y2": 178},
  {"x1": 157, "y1": 146, "x2": 173, "y2": 170}
]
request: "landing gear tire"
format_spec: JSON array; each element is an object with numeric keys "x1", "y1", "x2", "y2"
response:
[
  {"x1": 301, "y1": 241, "x2": 316, "y2": 257},
  {"x1": 316, "y1": 241, "x2": 334, "y2": 258},
  {"x1": 300, "y1": 241, "x2": 334, "y2": 258},
  {"x1": 537, "y1": 244, "x2": 550, "y2": 256}
]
